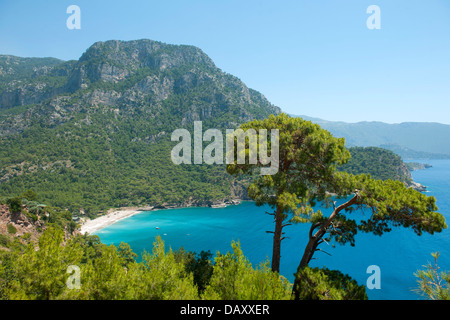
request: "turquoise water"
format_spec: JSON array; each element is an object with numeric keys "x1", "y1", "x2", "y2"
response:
[{"x1": 95, "y1": 159, "x2": 450, "y2": 300}]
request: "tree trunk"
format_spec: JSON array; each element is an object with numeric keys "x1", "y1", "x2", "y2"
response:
[
  {"x1": 292, "y1": 228, "x2": 324, "y2": 300},
  {"x1": 271, "y1": 206, "x2": 284, "y2": 273},
  {"x1": 299, "y1": 230, "x2": 323, "y2": 270},
  {"x1": 292, "y1": 194, "x2": 359, "y2": 299}
]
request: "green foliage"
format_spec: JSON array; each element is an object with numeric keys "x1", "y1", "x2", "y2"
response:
[
  {"x1": 0, "y1": 234, "x2": 10, "y2": 247},
  {"x1": 63, "y1": 243, "x2": 132, "y2": 300},
  {"x1": 0, "y1": 98, "x2": 245, "y2": 216},
  {"x1": 20, "y1": 189, "x2": 38, "y2": 201},
  {"x1": 0, "y1": 229, "x2": 198, "y2": 300},
  {"x1": 4, "y1": 227, "x2": 83, "y2": 300},
  {"x1": 0, "y1": 55, "x2": 65, "y2": 94},
  {"x1": 295, "y1": 266, "x2": 367, "y2": 300},
  {"x1": 6, "y1": 224, "x2": 16, "y2": 235},
  {"x1": 226, "y1": 113, "x2": 351, "y2": 272},
  {"x1": 332, "y1": 172, "x2": 446, "y2": 237},
  {"x1": 228, "y1": 113, "x2": 350, "y2": 213},
  {"x1": 0, "y1": 229, "x2": 297, "y2": 300},
  {"x1": 6, "y1": 197, "x2": 22, "y2": 213},
  {"x1": 174, "y1": 248, "x2": 214, "y2": 294},
  {"x1": 22, "y1": 199, "x2": 46, "y2": 216},
  {"x1": 74, "y1": 234, "x2": 104, "y2": 263},
  {"x1": 2, "y1": 192, "x2": 76, "y2": 231},
  {"x1": 2, "y1": 42, "x2": 446, "y2": 301},
  {"x1": 414, "y1": 252, "x2": 450, "y2": 300},
  {"x1": 339, "y1": 146, "x2": 412, "y2": 184},
  {"x1": 120, "y1": 237, "x2": 199, "y2": 300},
  {"x1": 117, "y1": 242, "x2": 138, "y2": 266},
  {"x1": 202, "y1": 241, "x2": 292, "y2": 300}
]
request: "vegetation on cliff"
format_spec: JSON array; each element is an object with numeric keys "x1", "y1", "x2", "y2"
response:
[{"x1": 338, "y1": 146, "x2": 413, "y2": 185}]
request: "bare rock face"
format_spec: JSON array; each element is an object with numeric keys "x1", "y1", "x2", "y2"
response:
[
  {"x1": 0, "y1": 39, "x2": 280, "y2": 134},
  {"x1": 0, "y1": 204, "x2": 40, "y2": 242},
  {"x1": 0, "y1": 55, "x2": 68, "y2": 109},
  {"x1": 408, "y1": 181, "x2": 427, "y2": 192}
]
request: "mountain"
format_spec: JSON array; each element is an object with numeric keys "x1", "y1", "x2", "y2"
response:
[
  {"x1": 378, "y1": 144, "x2": 450, "y2": 160},
  {"x1": 0, "y1": 55, "x2": 73, "y2": 109},
  {"x1": 295, "y1": 115, "x2": 450, "y2": 159},
  {"x1": 0, "y1": 39, "x2": 429, "y2": 218},
  {"x1": 0, "y1": 39, "x2": 281, "y2": 217}
]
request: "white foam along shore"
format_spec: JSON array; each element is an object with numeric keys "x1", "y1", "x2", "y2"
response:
[{"x1": 79, "y1": 208, "x2": 148, "y2": 235}]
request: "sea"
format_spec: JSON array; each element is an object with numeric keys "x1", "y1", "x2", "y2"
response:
[{"x1": 94, "y1": 159, "x2": 450, "y2": 300}]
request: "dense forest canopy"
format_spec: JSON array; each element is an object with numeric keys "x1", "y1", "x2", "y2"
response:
[{"x1": 338, "y1": 146, "x2": 413, "y2": 185}]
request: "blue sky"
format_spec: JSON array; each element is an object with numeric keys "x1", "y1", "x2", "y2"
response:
[{"x1": 1, "y1": 0, "x2": 449, "y2": 124}]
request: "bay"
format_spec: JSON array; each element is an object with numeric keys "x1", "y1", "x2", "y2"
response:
[{"x1": 95, "y1": 159, "x2": 450, "y2": 300}]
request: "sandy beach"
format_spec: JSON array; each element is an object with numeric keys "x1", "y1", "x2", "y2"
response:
[
  {"x1": 78, "y1": 200, "x2": 243, "y2": 235},
  {"x1": 79, "y1": 207, "x2": 150, "y2": 234}
]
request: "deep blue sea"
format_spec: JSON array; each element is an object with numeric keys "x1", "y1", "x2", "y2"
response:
[{"x1": 95, "y1": 159, "x2": 450, "y2": 300}]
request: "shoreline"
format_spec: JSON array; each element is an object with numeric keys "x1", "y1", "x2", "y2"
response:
[
  {"x1": 79, "y1": 207, "x2": 149, "y2": 235},
  {"x1": 78, "y1": 174, "x2": 428, "y2": 235},
  {"x1": 78, "y1": 200, "x2": 245, "y2": 235}
]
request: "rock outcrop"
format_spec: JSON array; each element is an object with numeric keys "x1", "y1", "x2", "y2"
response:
[{"x1": 0, "y1": 204, "x2": 41, "y2": 245}]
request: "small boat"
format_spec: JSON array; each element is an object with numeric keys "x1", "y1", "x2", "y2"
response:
[
  {"x1": 211, "y1": 203, "x2": 227, "y2": 208},
  {"x1": 156, "y1": 227, "x2": 160, "y2": 230}
]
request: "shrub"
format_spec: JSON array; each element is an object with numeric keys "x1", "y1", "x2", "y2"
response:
[
  {"x1": 7, "y1": 224, "x2": 17, "y2": 235},
  {"x1": 6, "y1": 197, "x2": 22, "y2": 213},
  {"x1": 0, "y1": 234, "x2": 10, "y2": 247},
  {"x1": 294, "y1": 266, "x2": 368, "y2": 300}
]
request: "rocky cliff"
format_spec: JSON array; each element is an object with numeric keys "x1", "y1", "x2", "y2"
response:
[
  {"x1": 0, "y1": 204, "x2": 41, "y2": 247},
  {"x1": 0, "y1": 39, "x2": 280, "y2": 135}
]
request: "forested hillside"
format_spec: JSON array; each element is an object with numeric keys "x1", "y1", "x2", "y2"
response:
[
  {"x1": 338, "y1": 147, "x2": 413, "y2": 185},
  {"x1": 0, "y1": 40, "x2": 280, "y2": 217}
]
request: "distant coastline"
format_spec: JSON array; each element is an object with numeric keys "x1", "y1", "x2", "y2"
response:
[{"x1": 405, "y1": 162, "x2": 433, "y2": 171}]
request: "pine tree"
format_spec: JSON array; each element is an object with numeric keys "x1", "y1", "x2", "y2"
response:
[
  {"x1": 226, "y1": 113, "x2": 447, "y2": 299},
  {"x1": 227, "y1": 113, "x2": 351, "y2": 273}
]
